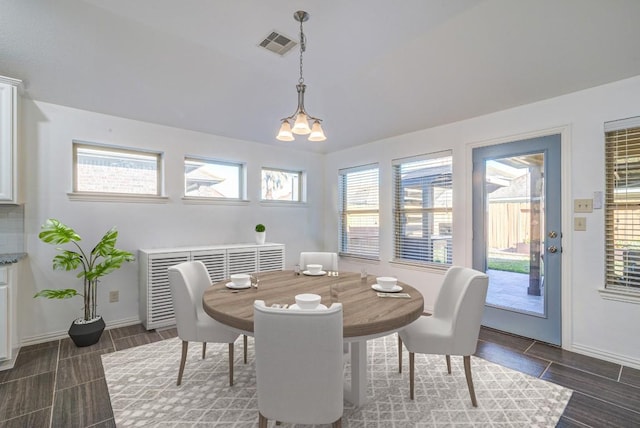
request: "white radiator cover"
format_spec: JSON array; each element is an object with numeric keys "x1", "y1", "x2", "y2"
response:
[{"x1": 139, "y1": 243, "x2": 285, "y2": 329}]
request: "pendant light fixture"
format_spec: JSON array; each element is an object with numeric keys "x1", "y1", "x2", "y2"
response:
[{"x1": 276, "y1": 10, "x2": 326, "y2": 142}]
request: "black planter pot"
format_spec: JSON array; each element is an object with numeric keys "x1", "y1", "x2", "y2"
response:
[{"x1": 68, "y1": 316, "x2": 106, "y2": 347}]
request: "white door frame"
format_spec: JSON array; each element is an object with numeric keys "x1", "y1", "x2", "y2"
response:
[{"x1": 465, "y1": 125, "x2": 573, "y2": 350}]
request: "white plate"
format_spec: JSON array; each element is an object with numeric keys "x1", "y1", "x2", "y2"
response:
[
  {"x1": 302, "y1": 270, "x2": 326, "y2": 276},
  {"x1": 225, "y1": 281, "x2": 251, "y2": 290},
  {"x1": 289, "y1": 303, "x2": 328, "y2": 310},
  {"x1": 371, "y1": 284, "x2": 403, "y2": 293}
]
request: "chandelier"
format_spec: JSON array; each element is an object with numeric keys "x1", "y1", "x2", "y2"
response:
[{"x1": 276, "y1": 10, "x2": 326, "y2": 142}]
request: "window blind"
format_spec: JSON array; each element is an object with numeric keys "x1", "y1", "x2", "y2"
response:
[
  {"x1": 392, "y1": 151, "x2": 453, "y2": 267},
  {"x1": 605, "y1": 123, "x2": 640, "y2": 291},
  {"x1": 338, "y1": 164, "x2": 379, "y2": 259}
]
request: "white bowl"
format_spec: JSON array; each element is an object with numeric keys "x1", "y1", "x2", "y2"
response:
[
  {"x1": 230, "y1": 274, "x2": 251, "y2": 287},
  {"x1": 295, "y1": 293, "x2": 322, "y2": 309},
  {"x1": 376, "y1": 277, "x2": 397, "y2": 290},
  {"x1": 306, "y1": 264, "x2": 323, "y2": 274}
]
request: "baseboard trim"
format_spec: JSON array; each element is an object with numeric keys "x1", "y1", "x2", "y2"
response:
[
  {"x1": 572, "y1": 342, "x2": 640, "y2": 371},
  {"x1": 20, "y1": 317, "x2": 143, "y2": 347}
]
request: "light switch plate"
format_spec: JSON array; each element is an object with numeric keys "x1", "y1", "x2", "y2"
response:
[
  {"x1": 574, "y1": 217, "x2": 587, "y2": 231},
  {"x1": 593, "y1": 191, "x2": 603, "y2": 209},
  {"x1": 574, "y1": 199, "x2": 593, "y2": 213}
]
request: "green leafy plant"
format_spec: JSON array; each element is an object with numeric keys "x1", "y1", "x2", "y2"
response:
[
  {"x1": 255, "y1": 223, "x2": 266, "y2": 232},
  {"x1": 34, "y1": 218, "x2": 135, "y2": 322}
]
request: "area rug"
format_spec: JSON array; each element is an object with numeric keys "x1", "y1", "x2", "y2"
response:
[{"x1": 102, "y1": 334, "x2": 572, "y2": 427}]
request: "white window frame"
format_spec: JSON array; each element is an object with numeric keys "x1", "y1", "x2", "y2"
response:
[
  {"x1": 392, "y1": 151, "x2": 453, "y2": 269},
  {"x1": 183, "y1": 156, "x2": 247, "y2": 202},
  {"x1": 601, "y1": 117, "x2": 640, "y2": 304},
  {"x1": 260, "y1": 167, "x2": 305, "y2": 203},
  {"x1": 70, "y1": 141, "x2": 166, "y2": 202},
  {"x1": 338, "y1": 164, "x2": 380, "y2": 260}
]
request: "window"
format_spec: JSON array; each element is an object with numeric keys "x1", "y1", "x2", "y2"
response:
[
  {"x1": 184, "y1": 157, "x2": 244, "y2": 200},
  {"x1": 605, "y1": 117, "x2": 640, "y2": 294},
  {"x1": 393, "y1": 151, "x2": 453, "y2": 267},
  {"x1": 338, "y1": 164, "x2": 379, "y2": 259},
  {"x1": 73, "y1": 142, "x2": 162, "y2": 196},
  {"x1": 261, "y1": 168, "x2": 303, "y2": 202}
]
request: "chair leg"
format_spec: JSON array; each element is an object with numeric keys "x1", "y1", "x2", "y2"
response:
[
  {"x1": 243, "y1": 335, "x2": 248, "y2": 364},
  {"x1": 463, "y1": 355, "x2": 478, "y2": 407},
  {"x1": 258, "y1": 412, "x2": 267, "y2": 428},
  {"x1": 398, "y1": 335, "x2": 402, "y2": 373},
  {"x1": 332, "y1": 417, "x2": 342, "y2": 428},
  {"x1": 228, "y1": 342, "x2": 234, "y2": 386},
  {"x1": 446, "y1": 355, "x2": 451, "y2": 374},
  {"x1": 409, "y1": 351, "x2": 415, "y2": 400},
  {"x1": 202, "y1": 342, "x2": 207, "y2": 359},
  {"x1": 177, "y1": 340, "x2": 188, "y2": 386}
]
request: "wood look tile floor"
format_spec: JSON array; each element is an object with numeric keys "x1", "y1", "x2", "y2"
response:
[{"x1": 1, "y1": 324, "x2": 639, "y2": 427}]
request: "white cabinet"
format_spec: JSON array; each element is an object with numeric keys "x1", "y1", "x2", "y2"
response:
[
  {"x1": 0, "y1": 281, "x2": 8, "y2": 361},
  {"x1": 0, "y1": 263, "x2": 20, "y2": 370},
  {"x1": 139, "y1": 243, "x2": 285, "y2": 329},
  {"x1": 0, "y1": 76, "x2": 21, "y2": 204}
]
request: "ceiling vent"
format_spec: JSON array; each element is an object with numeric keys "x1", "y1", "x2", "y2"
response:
[{"x1": 259, "y1": 31, "x2": 297, "y2": 56}]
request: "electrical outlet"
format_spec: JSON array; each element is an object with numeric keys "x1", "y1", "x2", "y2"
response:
[
  {"x1": 574, "y1": 217, "x2": 587, "y2": 231},
  {"x1": 574, "y1": 198, "x2": 593, "y2": 213},
  {"x1": 109, "y1": 290, "x2": 119, "y2": 303}
]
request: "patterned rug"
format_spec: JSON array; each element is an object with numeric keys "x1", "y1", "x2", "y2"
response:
[{"x1": 102, "y1": 334, "x2": 572, "y2": 427}]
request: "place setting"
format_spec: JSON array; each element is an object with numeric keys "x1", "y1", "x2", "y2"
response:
[
  {"x1": 372, "y1": 276, "x2": 412, "y2": 299},
  {"x1": 288, "y1": 293, "x2": 327, "y2": 310},
  {"x1": 222, "y1": 273, "x2": 259, "y2": 291},
  {"x1": 302, "y1": 263, "x2": 326, "y2": 276}
]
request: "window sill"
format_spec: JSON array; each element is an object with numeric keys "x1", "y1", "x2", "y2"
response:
[
  {"x1": 259, "y1": 200, "x2": 308, "y2": 208},
  {"x1": 598, "y1": 287, "x2": 640, "y2": 305},
  {"x1": 67, "y1": 192, "x2": 169, "y2": 203},
  {"x1": 182, "y1": 197, "x2": 250, "y2": 205},
  {"x1": 338, "y1": 255, "x2": 380, "y2": 263},
  {"x1": 389, "y1": 260, "x2": 450, "y2": 273}
]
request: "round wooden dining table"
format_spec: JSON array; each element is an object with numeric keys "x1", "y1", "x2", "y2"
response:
[{"x1": 202, "y1": 270, "x2": 424, "y2": 406}]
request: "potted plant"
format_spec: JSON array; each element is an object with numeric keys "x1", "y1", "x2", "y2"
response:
[
  {"x1": 34, "y1": 218, "x2": 135, "y2": 347},
  {"x1": 255, "y1": 223, "x2": 266, "y2": 245}
]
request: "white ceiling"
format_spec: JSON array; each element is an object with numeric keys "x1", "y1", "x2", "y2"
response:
[{"x1": 2, "y1": 0, "x2": 640, "y2": 154}]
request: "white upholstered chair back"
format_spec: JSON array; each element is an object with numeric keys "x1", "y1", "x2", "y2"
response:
[
  {"x1": 431, "y1": 265, "x2": 490, "y2": 356},
  {"x1": 254, "y1": 300, "x2": 344, "y2": 426},
  {"x1": 168, "y1": 261, "x2": 232, "y2": 342},
  {"x1": 398, "y1": 265, "x2": 488, "y2": 404},
  {"x1": 168, "y1": 261, "x2": 240, "y2": 386},
  {"x1": 299, "y1": 252, "x2": 338, "y2": 271}
]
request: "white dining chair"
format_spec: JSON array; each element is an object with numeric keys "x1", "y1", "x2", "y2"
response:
[
  {"x1": 299, "y1": 251, "x2": 338, "y2": 271},
  {"x1": 254, "y1": 300, "x2": 344, "y2": 427},
  {"x1": 168, "y1": 260, "x2": 242, "y2": 386},
  {"x1": 398, "y1": 266, "x2": 489, "y2": 406}
]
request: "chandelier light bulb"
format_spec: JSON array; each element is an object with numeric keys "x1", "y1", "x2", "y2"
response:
[
  {"x1": 292, "y1": 112, "x2": 311, "y2": 135},
  {"x1": 276, "y1": 120, "x2": 294, "y2": 141},
  {"x1": 308, "y1": 120, "x2": 326, "y2": 141}
]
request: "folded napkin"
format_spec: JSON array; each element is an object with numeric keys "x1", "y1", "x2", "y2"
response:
[
  {"x1": 377, "y1": 292, "x2": 411, "y2": 298},
  {"x1": 270, "y1": 303, "x2": 289, "y2": 309}
]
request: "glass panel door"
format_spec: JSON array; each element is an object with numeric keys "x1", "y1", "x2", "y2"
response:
[{"x1": 473, "y1": 134, "x2": 562, "y2": 345}]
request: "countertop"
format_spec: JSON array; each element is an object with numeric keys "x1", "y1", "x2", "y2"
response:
[{"x1": 0, "y1": 253, "x2": 27, "y2": 265}]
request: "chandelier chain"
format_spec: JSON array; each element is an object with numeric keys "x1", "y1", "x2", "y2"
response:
[{"x1": 298, "y1": 18, "x2": 306, "y2": 84}]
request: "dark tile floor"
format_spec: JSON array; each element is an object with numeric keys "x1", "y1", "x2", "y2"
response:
[{"x1": 1, "y1": 324, "x2": 639, "y2": 427}]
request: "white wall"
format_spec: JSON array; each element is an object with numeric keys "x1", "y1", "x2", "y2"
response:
[
  {"x1": 325, "y1": 75, "x2": 640, "y2": 368},
  {"x1": 19, "y1": 100, "x2": 325, "y2": 343},
  {"x1": 18, "y1": 76, "x2": 640, "y2": 368}
]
